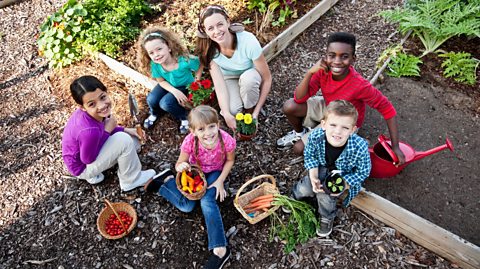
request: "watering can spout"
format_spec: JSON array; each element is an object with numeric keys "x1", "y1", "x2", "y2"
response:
[{"x1": 410, "y1": 137, "x2": 454, "y2": 163}]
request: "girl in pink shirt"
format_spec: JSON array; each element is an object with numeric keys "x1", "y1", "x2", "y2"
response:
[{"x1": 144, "y1": 105, "x2": 235, "y2": 268}]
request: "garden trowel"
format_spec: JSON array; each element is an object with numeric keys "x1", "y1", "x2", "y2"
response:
[{"x1": 128, "y1": 92, "x2": 145, "y2": 144}]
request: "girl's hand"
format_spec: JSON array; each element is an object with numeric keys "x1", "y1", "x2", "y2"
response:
[
  {"x1": 104, "y1": 115, "x2": 118, "y2": 133},
  {"x1": 175, "y1": 162, "x2": 190, "y2": 173},
  {"x1": 310, "y1": 176, "x2": 324, "y2": 193},
  {"x1": 208, "y1": 180, "x2": 227, "y2": 202},
  {"x1": 124, "y1": 127, "x2": 144, "y2": 139},
  {"x1": 224, "y1": 113, "x2": 237, "y2": 131},
  {"x1": 172, "y1": 89, "x2": 189, "y2": 106}
]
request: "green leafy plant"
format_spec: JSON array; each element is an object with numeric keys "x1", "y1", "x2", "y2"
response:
[
  {"x1": 326, "y1": 176, "x2": 344, "y2": 193},
  {"x1": 235, "y1": 113, "x2": 257, "y2": 135},
  {"x1": 439, "y1": 51, "x2": 480, "y2": 85},
  {"x1": 37, "y1": 0, "x2": 151, "y2": 68},
  {"x1": 269, "y1": 195, "x2": 318, "y2": 253},
  {"x1": 376, "y1": 44, "x2": 403, "y2": 69},
  {"x1": 247, "y1": 0, "x2": 297, "y2": 27},
  {"x1": 386, "y1": 52, "x2": 423, "y2": 77},
  {"x1": 380, "y1": 0, "x2": 480, "y2": 57}
]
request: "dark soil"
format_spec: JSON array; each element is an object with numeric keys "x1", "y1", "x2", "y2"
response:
[{"x1": 1, "y1": 0, "x2": 479, "y2": 268}]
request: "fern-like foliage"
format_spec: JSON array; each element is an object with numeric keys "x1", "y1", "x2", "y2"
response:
[
  {"x1": 439, "y1": 52, "x2": 480, "y2": 85},
  {"x1": 380, "y1": 0, "x2": 480, "y2": 57},
  {"x1": 386, "y1": 52, "x2": 423, "y2": 77}
]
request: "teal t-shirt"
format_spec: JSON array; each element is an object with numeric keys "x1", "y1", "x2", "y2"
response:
[
  {"x1": 151, "y1": 56, "x2": 200, "y2": 88},
  {"x1": 212, "y1": 31, "x2": 263, "y2": 76}
]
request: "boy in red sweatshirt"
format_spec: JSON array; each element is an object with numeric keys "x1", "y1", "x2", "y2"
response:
[{"x1": 277, "y1": 32, "x2": 405, "y2": 164}]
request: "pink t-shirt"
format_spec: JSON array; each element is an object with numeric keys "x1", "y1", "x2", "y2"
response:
[{"x1": 180, "y1": 129, "x2": 236, "y2": 173}]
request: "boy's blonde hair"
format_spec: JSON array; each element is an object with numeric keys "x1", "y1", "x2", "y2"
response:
[
  {"x1": 188, "y1": 105, "x2": 219, "y2": 130},
  {"x1": 136, "y1": 26, "x2": 188, "y2": 76},
  {"x1": 324, "y1": 100, "x2": 358, "y2": 126}
]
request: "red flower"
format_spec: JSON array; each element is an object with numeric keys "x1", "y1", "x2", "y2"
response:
[
  {"x1": 188, "y1": 93, "x2": 193, "y2": 100},
  {"x1": 190, "y1": 81, "x2": 199, "y2": 91},
  {"x1": 200, "y1": 79, "x2": 212, "y2": 89}
]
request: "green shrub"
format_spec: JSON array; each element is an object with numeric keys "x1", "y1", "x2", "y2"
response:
[
  {"x1": 380, "y1": 0, "x2": 480, "y2": 57},
  {"x1": 386, "y1": 52, "x2": 423, "y2": 77},
  {"x1": 37, "y1": 0, "x2": 151, "y2": 68},
  {"x1": 439, "y1": 51, "x2": 480, "y2": 85}
]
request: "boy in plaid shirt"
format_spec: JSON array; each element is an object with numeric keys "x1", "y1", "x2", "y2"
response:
[{"x1": 290, "y1": 100, "x2": 371, "y2": 237}]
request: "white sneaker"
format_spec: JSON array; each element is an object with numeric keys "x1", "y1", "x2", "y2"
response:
[
  {"x1": 86, "y1": 173, "x2": 105, "y2": 184},
  {"x1": 276, "y1": 128, "x2": 308, "y2": 147},
  {"x1": 121, "y1": 169, "x2": 156, "y2": 192}
]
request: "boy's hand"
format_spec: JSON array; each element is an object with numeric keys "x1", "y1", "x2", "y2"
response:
[
  {"x1": 310, "y1": 176, "x2": 324, "y2": 193},
  {"x1": 175, "y1": 162, "x2": 190, "y2": 173},
  {"x1": 308, "y1": 58, "x2": 329, "y2": 75},
  {"x1": 392, "y1": 146, "x2": 406, "y2": 166}
]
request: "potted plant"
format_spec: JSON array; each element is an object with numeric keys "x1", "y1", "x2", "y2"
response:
[
  {"x1": 322, "y1": 171, "x2": 346, "y2": 197},
  {"x1": 235, "y1": 112, "x2": 257, "y2": 141},
  {"x1": 186, "y1": 79, "x2": 216, "y2": 109}
]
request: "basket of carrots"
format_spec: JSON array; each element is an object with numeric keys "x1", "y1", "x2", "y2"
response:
[
  {"x1": 96, "y1": 199, "x2": 137, "y2": 240},
  {"x1": 234, "y1": 174, "x2": 280, "y2": 224},
  {"x1": 175, "y1": 165, "x2": 207, "y2": 200}
]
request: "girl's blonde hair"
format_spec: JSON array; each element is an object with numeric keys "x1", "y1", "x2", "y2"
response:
[
  {"x1": 188, "y1": 105, "x2": 225, "y2": 161},
  {"x1": 136, "y1": 26, "x2": 188, "y2": 76}
]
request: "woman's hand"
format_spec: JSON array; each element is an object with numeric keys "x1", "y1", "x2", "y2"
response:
[
  {"x1": 175, "y1": 162, "x2": 190, "y2": 173},
  {"x1": 224, "y1": 113, "x2": 237, "y2": 131},
  {"x1": 104, "y1": 115, "x2": 117, "y2": 133},
  {"x1": 208, "y1": 179, "x2": 228, "y2": 202}
]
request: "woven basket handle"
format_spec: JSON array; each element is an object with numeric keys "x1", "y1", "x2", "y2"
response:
[
  {"x1": 234, "y1": 174, "x2": 276, "y2": 204},
  {"x1": 105, "y1": 199, "x2": 128, "y2": 236}
]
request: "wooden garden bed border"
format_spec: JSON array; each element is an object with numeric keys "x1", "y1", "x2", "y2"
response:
[
  {"x1": 351, "y1": 190, "x2": 480, "y2": 269},
  {"x1": 98, "y1": 1, "x2": 480, "y2": 267}
]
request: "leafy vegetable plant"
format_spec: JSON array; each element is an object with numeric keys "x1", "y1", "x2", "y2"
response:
[
  {"x1": 386, "y1": 52, "x2": 423, "y2": 78},
  {"x1": 379, "y1": 0, "x2": 480, "y2": 57},
  {"x1": 439, "y1": 52, "x2": 480, "y2": 85},
  {"x1": 247, "y1": 0, "x2": 297, "y2": 27},
  {"x1": 37, "y1": 0, "x2": 151, "y2": 68},
  {"x1": 269, "y1": 194, "x2": 318, "y2": 253}
]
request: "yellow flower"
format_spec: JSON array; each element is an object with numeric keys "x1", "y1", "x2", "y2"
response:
[
  {"x1": 235, "y1": 113, "x2": 244, "y2": 121},
  {"x1": 244, "y1": 113, "x2": 253, "y2": 124}
]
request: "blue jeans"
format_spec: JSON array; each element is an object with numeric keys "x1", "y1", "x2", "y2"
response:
[
  {"x1": 146, "y1": 84, "x2": 187, "y2": 121},
  {"x1": 158, "y1": 170, "x2": 227, "y2": 250},
  {"x1": 291, "y1": 175, "x2": 337, "y2": 220}
]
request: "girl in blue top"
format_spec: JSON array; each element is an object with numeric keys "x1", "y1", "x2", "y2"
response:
[{"x1": 137, "y1": 27, "x2": 203, "y2": 134}]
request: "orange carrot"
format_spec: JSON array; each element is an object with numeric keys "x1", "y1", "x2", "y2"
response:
[
  {"x1": 243, "y1": 199, "x2": 273, "y2": 209},
  {"x1": 250, "y1": 194, "x2": 274, "y2": 204},
  {"x1": 245, "y1": 204, "x2": 272, "y2": 214}
]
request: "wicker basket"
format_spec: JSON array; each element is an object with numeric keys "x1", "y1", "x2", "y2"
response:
[
  {"x1": 175, "y1": 165, "x2": 207, "y2": 200},
  {"x1": 234, "y1": 174, "x2": 280, "y2": 224},
  {"x1": 97, "y1": 199, "x2": 137, "y2": 240}
]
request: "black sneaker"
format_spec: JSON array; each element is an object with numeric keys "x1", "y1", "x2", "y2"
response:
[
  {"x1": 316, "y1": 218, "x2": 333, "y2": 237},
  {"x1": 204, "y1": 247, "x2": 231, "y2": 269},
  {"x1": 143, "y1": 168, "x2": 174, "y2": 193}
]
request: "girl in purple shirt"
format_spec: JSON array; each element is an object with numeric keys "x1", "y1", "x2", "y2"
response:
[{"x1": 61, "y1": 75, "x2": 157, "y2": 191}]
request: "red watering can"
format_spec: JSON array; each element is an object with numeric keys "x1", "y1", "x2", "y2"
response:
[{"x1": 369, "y1": 134, "x2": 454, "y2": 178}]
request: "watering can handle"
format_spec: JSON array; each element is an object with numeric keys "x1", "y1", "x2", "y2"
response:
[{"x1": 378, "y1": 134, "x2": 399, "y2": 164}]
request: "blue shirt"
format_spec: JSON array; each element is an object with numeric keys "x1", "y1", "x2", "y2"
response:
[
  {"x1": 304, "y1": 128, "x2": 371, "y2": 206},
  {"x1": 212, "y1": 31, "x2": 263, "y2": 76},
  {"x1": 151, "y1": 55, "x2": 200, "y2": 88}
]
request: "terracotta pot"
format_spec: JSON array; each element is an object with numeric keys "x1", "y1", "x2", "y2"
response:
[{"x1": 237, "y1": 132, "x2": 256, "y2": 141}]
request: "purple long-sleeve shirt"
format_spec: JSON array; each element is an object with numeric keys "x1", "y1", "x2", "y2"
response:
[{"x1": 62, "y1": 109, "x2": 124, "y2": 176}]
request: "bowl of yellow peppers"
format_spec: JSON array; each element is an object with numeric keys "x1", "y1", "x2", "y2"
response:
[{"x1": 175, "y1": 165, "x2": 207, "y2": 200}]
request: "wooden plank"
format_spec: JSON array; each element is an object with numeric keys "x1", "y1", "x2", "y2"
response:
[
  {"x1": 351, "y1": 190, "x2": 480, "y2": 269},
  {"x1": 262, "y1": 0, "x2": 340, "y2": 62},
  {"x1": 97, "y1": 53, "x2": 156, "y2": 90}
]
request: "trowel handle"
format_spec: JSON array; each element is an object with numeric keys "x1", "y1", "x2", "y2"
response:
[{"x1": 136, "y1": 124, "x2": 146, "y2": 145}]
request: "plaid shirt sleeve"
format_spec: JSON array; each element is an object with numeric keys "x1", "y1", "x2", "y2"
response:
[
  {"x1": 304, "y1": 129, "x2": 326, "y2": 170},
  {"x1": 340, "y1": 135, "x2": 371, "y2": 206}
]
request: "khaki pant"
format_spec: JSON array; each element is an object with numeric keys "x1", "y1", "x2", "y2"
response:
[
  {"x1": 301, "y1": 96, "x2": 326, "y2": 144},
  {"x1": 78, "y1": 132, "x2": 142, "y2": 191},
  {"x1": 224, "y1": 68, "x2": 261, "y2": 115}
]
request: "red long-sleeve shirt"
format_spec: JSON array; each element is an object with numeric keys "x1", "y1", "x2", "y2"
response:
[{"x1": 294, "y1": 66, "x2": 396, "y2": 127}]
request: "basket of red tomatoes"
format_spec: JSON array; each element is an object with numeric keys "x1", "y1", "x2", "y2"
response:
[{"x1": 96, "y1": 199, "x2": 137, "y2": 240}]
